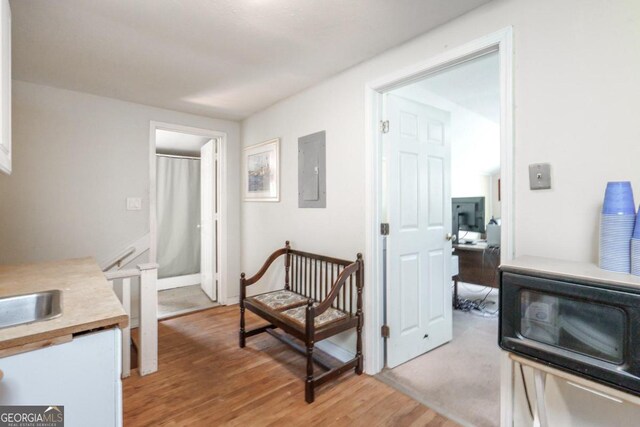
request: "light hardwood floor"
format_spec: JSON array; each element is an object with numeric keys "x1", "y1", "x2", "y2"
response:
[{"x1": 123, "y1": 305, "x2": 459, "y2": 426}]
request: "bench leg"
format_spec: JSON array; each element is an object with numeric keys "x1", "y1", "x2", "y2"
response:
[
  {"x1": 305, "y1": 343, "x2": 315, "y2": 403},
  {"x1": 355, "y1": 314, "x2": 363, "y2": 375},
  {"x1": 239, "y1": 303, "x2": 246, "y2": 348}
]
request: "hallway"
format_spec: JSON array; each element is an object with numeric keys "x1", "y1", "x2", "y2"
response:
[{"x1": 123, "y1": 305, "x2": 459, "y2": 426}]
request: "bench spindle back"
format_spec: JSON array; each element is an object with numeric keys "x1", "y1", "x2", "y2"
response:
[{"x1": 287, "y1": 250, "x2": 357, "y2": 316}]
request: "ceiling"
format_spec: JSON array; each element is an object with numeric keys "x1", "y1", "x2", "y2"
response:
[
  {"x1": 11, "y1": 0, "x2": 492, "y2": 121},
  {"x1": 420, "y1": 52, "x2": 500, "y2": 123},
  {"x1": 156, "y1": 130, "x2": 212, "y2": 157}
]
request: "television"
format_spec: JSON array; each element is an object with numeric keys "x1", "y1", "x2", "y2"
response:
[{"x1": 452, "y1": 197, "x2": 485, "y2": 242}]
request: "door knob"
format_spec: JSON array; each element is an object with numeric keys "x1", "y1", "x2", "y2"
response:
[{"x1": 446, "y1": 233, "x2": 454, "y2": 241}]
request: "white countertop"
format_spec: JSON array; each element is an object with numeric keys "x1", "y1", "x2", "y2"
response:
[
  {"x1": 500, "y1": 256, "x2": 640, "y2": 291},
  {"x1": 0, "y1": 257, "x2": 128, "y2": 351}
]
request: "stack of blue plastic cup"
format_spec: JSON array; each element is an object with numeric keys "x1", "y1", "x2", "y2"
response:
[
  {"x1": 632, "y1": 209, "x2": 640, "y2": 276},
  {"x1": 600, "y1": 181, "x2": 635, "y2": 273}
]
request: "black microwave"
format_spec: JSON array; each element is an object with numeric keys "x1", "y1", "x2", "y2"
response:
[{"x1": 500, "y1": 270, "x2": 640, "y2": 396}]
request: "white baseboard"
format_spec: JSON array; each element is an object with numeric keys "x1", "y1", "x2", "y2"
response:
[
  {"x1": 157, "y1": 273, "x2": 201, "y2": 291},
  {"x1": 316, "y1": 340, "x2": 355, "y2": 363},
  {"x1": 224, "y1": 296, "x2": 239, "y2": 306}
]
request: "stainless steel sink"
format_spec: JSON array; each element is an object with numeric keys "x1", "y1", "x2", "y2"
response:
[{"x1": 0, "y1": 290, "x2": 62, "y2": 329}]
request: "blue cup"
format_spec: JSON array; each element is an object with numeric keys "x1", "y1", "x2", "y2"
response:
[
  {"x1": 634, "y1": 208, "x2": 640, "y2": 239},
  {"x1": 602, "y1": 181, "x2": 636, "y2": 215}
]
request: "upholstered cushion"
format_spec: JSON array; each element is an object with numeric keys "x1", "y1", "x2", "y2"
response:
[
  {"x1": 281, "y1": 303, "x2": 348, "y2": 328},
  {"x1": 250, "y1": 290, "x2": 308, "y2": 311}
]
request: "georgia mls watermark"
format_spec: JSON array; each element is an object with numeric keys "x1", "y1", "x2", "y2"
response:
[{"x1": 0, "y1": 406, "x2": 64, "y2": 427}]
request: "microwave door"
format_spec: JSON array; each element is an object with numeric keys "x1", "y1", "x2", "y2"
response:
[
  {"x1": 517, "y1": 288, "x2": 626, "y2": 364},
  {"x1": 559, "y1": 315, "x2": 623, "y2": 363},
  {"x1": 501, "y1": 271, "x2": 640, "y2": 395},
  {"x1": 521, "y1": 293, "x2": 561, "y2": 346}
]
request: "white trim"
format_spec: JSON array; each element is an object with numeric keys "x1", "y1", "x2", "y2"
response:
[
  {"x1": 157, "y1": 273, "x2": 201, "y2": 291},
  {"x1": 156, "y1": 153, "x2": 201, "y2": 160},
  {"x1": 149, "y1": 122, "x2": 229, "y2": 305},
  {"x1": 217, "y1": 130, "x2": 229, "y2": 305},
  {"x1": 316, "y1": 340, "x2": 355, "y2": 363},
  {"x1": 224, "y1": 295, "x2": 239, "y2": 306},
  {"x1": 363, "y1": 24, "x2": 515, "y2": 410},
  {"x1": 0, "y1": 0, "x2": 10, "y2": 176}
]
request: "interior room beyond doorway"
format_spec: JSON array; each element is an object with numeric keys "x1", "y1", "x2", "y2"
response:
[
  {"x1": 154, "y1": 128, "x2": 220, "y2": 318},
  {"x1": 380, "y1": 50, "x2": 502, "y2": 427}
]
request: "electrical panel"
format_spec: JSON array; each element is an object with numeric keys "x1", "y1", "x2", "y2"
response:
[{"x1": 298, "y1": 131, "x2": 326, "y2": 208}]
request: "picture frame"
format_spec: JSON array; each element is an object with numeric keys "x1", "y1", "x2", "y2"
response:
[{"x1": 244, "y1": 138, "x2": 280, "y2": 202}]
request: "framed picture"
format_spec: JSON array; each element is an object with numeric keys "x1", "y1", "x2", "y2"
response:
[{"x1": 244, "y1": 138, "x2": 280, "y2": 202}]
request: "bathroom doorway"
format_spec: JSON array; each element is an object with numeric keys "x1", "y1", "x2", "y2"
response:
[{"x1": 149, "y1": 123, "x2": 226, "y2": 318}]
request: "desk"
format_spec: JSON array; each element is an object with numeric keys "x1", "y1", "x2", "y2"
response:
[{"x1": 453, "y1": 243, "x2": 500, "y2": 307}]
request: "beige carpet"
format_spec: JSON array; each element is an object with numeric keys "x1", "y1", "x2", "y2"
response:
[
  {"x1": 158, "y1": 285, "x2": 219, "y2": 319},
  {"x1": 378, "y1": 283, "x2": 500, "y2": 427}
]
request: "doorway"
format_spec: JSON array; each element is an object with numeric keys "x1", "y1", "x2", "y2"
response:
[
  {"x1": 383, "y1": 51, "x2": 502, "y2": 426},
  {"x1": 149, "y1": 122, "x2": 227, "y2": 319},
  {"x1": 364, "y1": 28, "x2": 514, "y2": 427}
]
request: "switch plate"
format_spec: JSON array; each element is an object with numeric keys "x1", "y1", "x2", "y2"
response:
[
  {"x1": 529, "y1": 163, "x2": 551, "y2": 190},
  {"x1": 126, "y1": 197, "x2": 142, "y2": 211}
]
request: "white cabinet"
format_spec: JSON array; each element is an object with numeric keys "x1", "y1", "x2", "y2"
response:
[
  {"x1": 0, "y1": 329, "x2": 123, "y2": 427},
  {"x1": 0, "y1": 0, "x2": 10, "y2": 175},
  {"x1": 514, "y1": 362, "x2": 640, "y2": 427}
]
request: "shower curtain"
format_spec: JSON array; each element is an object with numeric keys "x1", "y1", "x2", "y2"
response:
[{"x1": 156, "y1": 155, "x2": 201, "y2": 279}]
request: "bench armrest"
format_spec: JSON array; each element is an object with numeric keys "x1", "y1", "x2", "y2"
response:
[
  {"x1": 243, "y1": 248, "x2": 287, "y2": 287},
  {"x1": 240, "y1": 242, "x2": 291, "y2": 296}
]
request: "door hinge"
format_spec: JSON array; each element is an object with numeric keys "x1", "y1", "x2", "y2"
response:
[
  {"x1": 380, "y1": 120, "x2": 389, "y2": 134},
  {"x1": 380, "y1": 223, "x2": 389, "y2": 236},
  {"x1": 381, "y1": 325, "x2": 390, "y2": 338}
]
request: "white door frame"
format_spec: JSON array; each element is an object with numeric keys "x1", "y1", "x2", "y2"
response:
[
  {"x1": 149, "y1": 121, "x2": 228, "y2": 304},
  {"x1": 364, "y1": 26, "x2": 514, "y2": 421}
]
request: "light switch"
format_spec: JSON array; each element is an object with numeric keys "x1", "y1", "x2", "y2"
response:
[
  {"x1": 529, "y1": 163, "x2": 551, "y2": 190},
  {"x1": 126, "y1": 197, "x2": 142, "y2": 211}
]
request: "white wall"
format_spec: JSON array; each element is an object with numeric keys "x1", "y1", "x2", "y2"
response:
[
  {"x1": 240, "y1": 0, "x2": 640, "y2": 415},
  {"x1": 0, "y1": 80, "x2": 241, "y2": 303},
  {"x1": 241, "y1": 0, "x2": 640, "y2": 278}
]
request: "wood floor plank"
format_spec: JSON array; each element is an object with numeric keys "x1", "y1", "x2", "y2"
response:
[{"x1": 123, "y1": 305, "x2": 459, "y2": 426}]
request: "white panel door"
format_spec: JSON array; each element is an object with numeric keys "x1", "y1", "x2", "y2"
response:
[
  {"x1": 386, "y1": 94, "x2": 452, "y2": 368},
  {"x1": 200, "y1": 139, "x2": 217, "y2": 301}
]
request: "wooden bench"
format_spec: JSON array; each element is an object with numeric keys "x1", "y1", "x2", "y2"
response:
[{"x1": 239, "y1": 241, "x2": 364, "y2": 403}]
